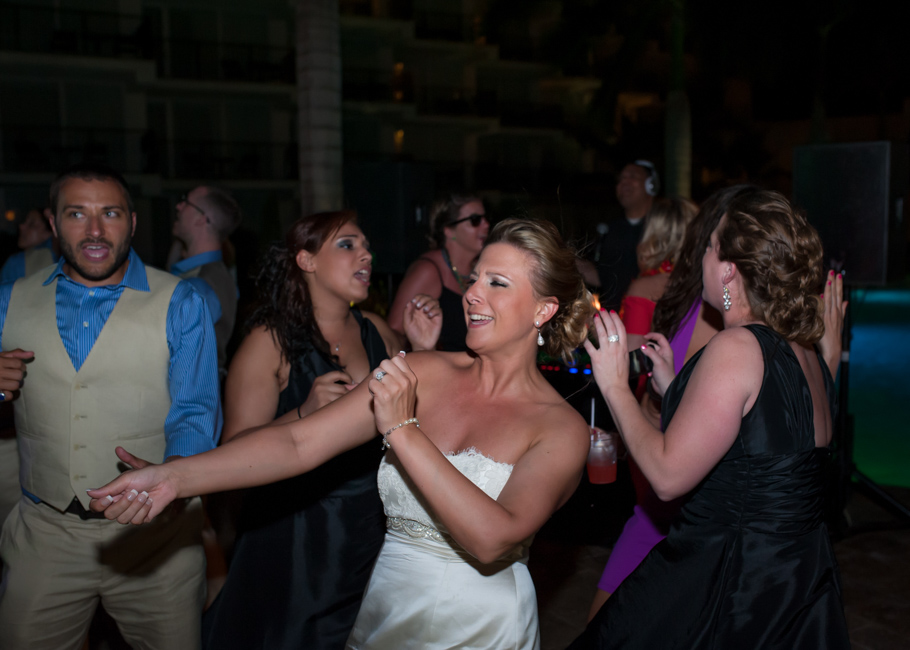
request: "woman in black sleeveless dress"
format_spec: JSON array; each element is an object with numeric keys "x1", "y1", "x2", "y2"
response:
[
  {"x1": 388, "y1": 194, "x2": 489, "y2": 352},
  {"x1": 572, "y1": 190, "x2": 850, "y2": 649},
  {"x1": 202, "y1": 211, "x2": 441, "y2": 650}
]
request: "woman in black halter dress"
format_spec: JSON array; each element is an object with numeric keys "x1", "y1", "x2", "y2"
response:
[
  {"x1": 202, "y1": 211, "x2": 440, "y2": 650},
  {"x1": 388, "y1": 194, "x2": 489, "y2": 352},
  {"x1": 572, "y1": 190, "x2": 850, "y2": 649}
]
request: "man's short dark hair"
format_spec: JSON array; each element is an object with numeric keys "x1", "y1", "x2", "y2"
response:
[
  {"x1": 49, "y1": 163, "x2": 135, "y2": 216},
  {"x1": 200, "y1": 186, "x2": 242, "y2": 241}
]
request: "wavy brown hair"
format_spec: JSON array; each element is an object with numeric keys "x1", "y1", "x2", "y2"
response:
[
  {"x1": 484, "y1": 218, "x2": 594, "y2": 363},
  {"x1": 652, "y1": 185, "x2": 761, "y2": 340},
  {"x1": 247, "y1": 211, "x2": 358, "y2": 363},
  {"x1": 717, "y1": 190, "x2": 825, "y2": 345}
]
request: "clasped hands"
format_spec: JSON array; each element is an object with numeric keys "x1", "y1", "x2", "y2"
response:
[{"x1": 368, "y1": 351, "x2": 419, "y2": 437}]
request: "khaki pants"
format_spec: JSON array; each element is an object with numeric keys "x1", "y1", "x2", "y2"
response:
[{"x1": 0, "y1": 495, "x2": 206, "y2": 650}]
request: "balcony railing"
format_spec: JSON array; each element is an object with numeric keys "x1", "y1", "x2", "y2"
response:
[
  {"x1": 0, "y1": 2, "x2": 294, "y2": 84},
  {"x1": 0, "y1": 2, "x2": 147, "y2": 58},
  {"x1": 165, "y1": 40, "x2": 294, "y2": 84},
  {"x1": 0, "y1": 127, "x2": 296, "y2": 181}
]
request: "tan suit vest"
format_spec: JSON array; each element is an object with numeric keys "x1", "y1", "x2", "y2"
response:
[{"x1": 2, "y1": 267, "x2": 178, "y2": 510}]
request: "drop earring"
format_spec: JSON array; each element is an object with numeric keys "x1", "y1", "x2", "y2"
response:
[
  {"x1": 536, "y1": 321, "x2": 544, "y2": 346},
  {"x1": 723, "y1": 285, "x2": 732, "y2": 311}
]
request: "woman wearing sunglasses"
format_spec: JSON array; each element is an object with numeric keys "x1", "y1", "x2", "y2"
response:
[{"x1": 388, "y1": 194, "x2": 489, "y2": 351}]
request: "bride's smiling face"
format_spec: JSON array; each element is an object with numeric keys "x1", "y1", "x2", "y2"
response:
[{"x1": 463, "y1": 243, "x2": 544, "y2": 351}]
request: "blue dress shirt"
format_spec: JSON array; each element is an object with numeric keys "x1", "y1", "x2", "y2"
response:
[
  {"x1": 0, "y1": 237, "x2": 59, "y2": 284},
  {"x1": 0, "y1": 249, "x2": 222, "y2": 467},
  {"x1": 171, "y1": 250, "x2": 225, "y2": 324}
]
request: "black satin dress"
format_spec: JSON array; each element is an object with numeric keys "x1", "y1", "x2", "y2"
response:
[
  {"x1": 570, "y1": 324, "x2": 850, "y2": 649},
  {"x1": 423, "y1": 257, "x2": 467, "y2": 352},
  {"x1": 202, "y1": 310, "x2": 387, "y2": 650}
]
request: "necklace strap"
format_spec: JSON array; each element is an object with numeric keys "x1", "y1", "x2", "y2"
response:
[{"x1": 440, "y1": 247, "x2": 469, "y2": 293}]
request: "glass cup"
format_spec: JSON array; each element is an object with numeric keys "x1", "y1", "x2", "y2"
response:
[{"x1": 587, "y1": 428, "x2": 617, "y2": 484}]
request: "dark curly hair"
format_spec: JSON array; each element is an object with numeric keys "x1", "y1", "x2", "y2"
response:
[
  {"x1": 716, "y1": 191, "x2": 825, "y2": 345},
  {"x1": 484, "y1": 218, "x2": 594, "y2": 362},
  {"x1": 246, "y1": 211, "x2": 357, "y2": 363},
  {"x1": 652, "y1": 185, "x2": 760, "y2": 340}
]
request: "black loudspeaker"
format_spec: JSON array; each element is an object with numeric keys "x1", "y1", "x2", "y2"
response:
[
  {"x1": 792, "y1": 141, "x2": 908, "y2": 286},
  {"x1": 343, "y1": 161, "x2": 435, "y2": 274}
]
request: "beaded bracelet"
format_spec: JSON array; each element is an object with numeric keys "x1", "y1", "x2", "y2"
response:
[{"x1": 382, "y1": 418, "x2": 419, "y2": 450}]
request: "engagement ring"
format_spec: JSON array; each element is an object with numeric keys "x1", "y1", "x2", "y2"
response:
[
  {"x1": 374, "y1": 370, "x2": 386, "y2": 382},
  {"x1": 607, "y1": 334, "x2": 620, "y2": 343}
]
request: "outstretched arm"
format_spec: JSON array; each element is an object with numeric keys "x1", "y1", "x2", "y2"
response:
[{"x1": 88, "y1": 380, "x2": 379, "y2": 523}]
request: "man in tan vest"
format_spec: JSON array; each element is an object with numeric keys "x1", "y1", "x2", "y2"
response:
[
  {"x1": 0, "y1": 163, "x2": 221, "y2": 650},
  {"x1": 169, "y1": 186, "x2": 242, "y2": 375}
]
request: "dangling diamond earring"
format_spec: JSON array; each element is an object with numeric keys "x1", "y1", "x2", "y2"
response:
[
  {"x1": 536, "y1": 321, "x2": 544, "y2": 347},
  {"x1": 723, "y1": 285, "x2": 732, "y2": 311}
]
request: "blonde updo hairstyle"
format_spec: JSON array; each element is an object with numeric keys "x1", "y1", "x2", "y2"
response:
[
  {"x1": 636, "y1": 197, "x2": 698, "y2": 272},
  {"x1": 716, "y1": 190, "x2": 825, "y2": 346},
  {"x1": 484, "y1": 218, "x2": 594, "y2": 362}
]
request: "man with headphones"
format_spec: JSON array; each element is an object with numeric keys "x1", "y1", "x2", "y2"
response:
[{"x1": 595, "y1": 160, "x2": 659, "y2": 311}]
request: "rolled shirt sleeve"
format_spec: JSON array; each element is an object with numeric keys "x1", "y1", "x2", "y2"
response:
[{"x1": 164, "y1": 281, "x2": 222, "y2": 458}]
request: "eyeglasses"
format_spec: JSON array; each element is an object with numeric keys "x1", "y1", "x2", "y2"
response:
[
  {"x1": 449, "y1": 213, "x2": 488, "y2": 228},
  {"x1": 180, "y1": 194, "x2": 210, "y2": 223}
]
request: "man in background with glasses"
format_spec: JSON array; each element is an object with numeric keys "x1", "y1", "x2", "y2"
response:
[{"x1": 170, "y1": 186, "x2": 242, "y2": 376}]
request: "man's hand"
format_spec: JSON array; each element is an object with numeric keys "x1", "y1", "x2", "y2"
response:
[{"x1": 0, "y1": 349, "x2": 34, "y2": 401}]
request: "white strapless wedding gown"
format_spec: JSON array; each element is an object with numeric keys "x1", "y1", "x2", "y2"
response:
[{"x1": 346, "y1": 449, "x2": 540, "y2": 650}]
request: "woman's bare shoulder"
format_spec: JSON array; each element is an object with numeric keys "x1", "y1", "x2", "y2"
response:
[{"x1": 407, "y1": 349, "x2": 472, "y2": 375}]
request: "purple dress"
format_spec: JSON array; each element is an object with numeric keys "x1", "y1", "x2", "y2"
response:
[{"x1": 597, "y1": 299, "x2": 701, "y2": 594}]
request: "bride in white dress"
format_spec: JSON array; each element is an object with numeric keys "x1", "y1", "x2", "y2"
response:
[{"x1": 88, "y1": 219, "x2": 595, "y2": 649}]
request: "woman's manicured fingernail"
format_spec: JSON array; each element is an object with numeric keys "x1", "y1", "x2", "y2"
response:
[
  {"x1": 398, "y1": 351, "x2": 406, "y2": 357},
  {"x1": 127, "y1": 489, "x2": 138, "y2": 502},
  {"x1": 105, "y1": 495, "x2": 114, "y2": 504},
  {"x1": 641, "y1": 345, "x2": 647, "y2": 350}
]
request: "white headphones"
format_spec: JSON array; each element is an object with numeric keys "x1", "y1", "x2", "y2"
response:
[{"x1": 634, "y1": 160, "x2": 660, "y2": 197}]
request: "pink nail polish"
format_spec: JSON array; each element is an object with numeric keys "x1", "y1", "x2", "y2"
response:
[{"x1": 641, "y1": 345, "x2": 647, "y2": 350}]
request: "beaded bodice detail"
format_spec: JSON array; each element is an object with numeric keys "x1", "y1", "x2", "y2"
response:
[{"x1": 378, "y1": 449, "x2": 520, "y2": 550}]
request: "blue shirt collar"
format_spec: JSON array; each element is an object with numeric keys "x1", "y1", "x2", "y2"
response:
[
  {"x1": 43, "y1": 248, "x2": 150, "y2": 292},
  {"x1": 171, "y1": 250, "x2": 223, "y2": 276}
]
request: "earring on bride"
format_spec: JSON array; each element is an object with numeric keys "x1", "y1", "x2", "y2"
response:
[
  {"x1": 723, "y1": 285, "x2": 732, "y2": 311},
  {"x1": 536, "y1": 321, "x2": 544, "y2": 347}
]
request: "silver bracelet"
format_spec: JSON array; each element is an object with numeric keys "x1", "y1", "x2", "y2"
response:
[{"x1": 381, "y1": 418, "x2": 419, "y2": 450}]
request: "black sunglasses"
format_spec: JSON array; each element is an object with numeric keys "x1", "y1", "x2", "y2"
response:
[{"x1": 449, "y1": 213, "x2": 487, "y2": 228}]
